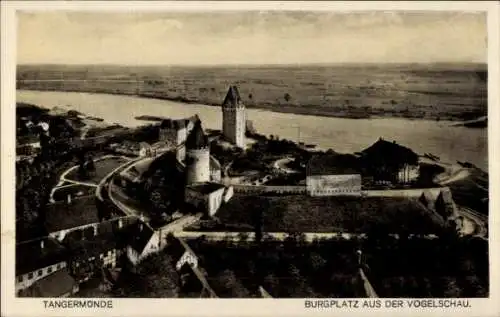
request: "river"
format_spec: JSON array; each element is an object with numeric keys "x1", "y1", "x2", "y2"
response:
[{"x1": 16, "y1": 90, "x2": 488, "y2": 171}]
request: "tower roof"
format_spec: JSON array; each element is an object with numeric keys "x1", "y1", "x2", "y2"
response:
[
  {"x1": 222, "y1": 85, "x2": 243, "y2": 108},
  {"x1": 186, "y1": 120, "x2": 209, "y2": 149}
]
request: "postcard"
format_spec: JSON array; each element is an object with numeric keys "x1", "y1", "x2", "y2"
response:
[{"x1": 1, "y1": 1, "x2": 499, "y2": 316}]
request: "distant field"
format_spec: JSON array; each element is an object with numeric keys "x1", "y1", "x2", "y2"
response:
[
  {"x1": 66, "y1": 156, "x2": 129, "y2": 185},
  {"x1": 17, "y1": 63, "x2": 487, "y2": 121},
  {"x1": 213, "y1": 194, "x2": 445, "y2": 234}
]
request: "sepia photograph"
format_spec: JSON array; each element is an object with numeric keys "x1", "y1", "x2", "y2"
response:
[{"x1": 2, "y1": 1, "x2": 499, "y2": 316}]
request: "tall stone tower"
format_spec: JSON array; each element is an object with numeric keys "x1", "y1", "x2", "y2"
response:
[
  {"x1": 185, "y1": 120, "x2": 210, "y2": 185},
  {"x1": 222, "y1": 85, "x2": 246, "y2": 148}
]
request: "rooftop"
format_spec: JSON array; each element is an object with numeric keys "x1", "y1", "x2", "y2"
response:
[
  {"x1": 307, "y1": 153, "x2": 361, "y2": 176},
  {"x1": 65, "y1": 231, "x2": 118, "y2": 261},
  {"x1": 127, "y1": 221, "x2": 155, "y2": 254},
  {"x1": 186, "y1": 120, "x2": 209, "y2": 150},
  {"x1": 186, "y1": 182, "x2": 226, "y2": 195},
  {"x1": 215, "y1": 194, "x2": 445, "y2": 234},
  {"x1": 222, "y1": 85, "x2": 244, "y2": 108},
  {"x1": 18, "y1": 268, "x2": 77, "y2": 297},
  {"x1": 16, "y1": 237, "x2": 69, "y2": 276},
  {"x1": 361, "y1": 138, "x2": 419, "y2": 165},
  {"x1": 44, "y1": 195, "x2": 100, "y2": 233}
]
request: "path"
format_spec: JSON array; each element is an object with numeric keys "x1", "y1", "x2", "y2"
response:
[
  {"x1": 359, "y1": 268, "x2": 379, "y2": 298},
  {"x1": 273, "y1": 157, "x2": 300, "y2": 174}
]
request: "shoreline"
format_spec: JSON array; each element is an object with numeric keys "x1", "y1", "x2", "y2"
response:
[
  {"x1": 16, "y1": 95, "x2": 488, "y2": 176},
  {"x1": 16, "y1": 87, "x2": 486, "y2": 124}
]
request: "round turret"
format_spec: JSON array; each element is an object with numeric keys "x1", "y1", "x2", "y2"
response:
[{"x1": 185, "y1": 120, "x2": 210, "y2": 184}]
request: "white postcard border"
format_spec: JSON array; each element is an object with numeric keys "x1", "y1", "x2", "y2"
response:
[{"x1": 2, "y1": 1, "x2": 499, "y2": 317}]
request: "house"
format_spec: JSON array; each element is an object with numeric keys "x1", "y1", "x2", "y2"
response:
[
  {"x1": 159, "y1": 115, "x2": 200, "y2": 148},
  {"x1": 359, "y1": 138, "x2": 419, "y2": 184},
  {"x1": 306, "y1": 153, "x2": 362, "y2": 196},
  {"x1": 18, "y1": 268, "x2": 79, "y2": 298},
  {"x1": 44, "y1": 195, "x2": 101, "y2": 241},
  {"x1": 126, "y1": 221, "x2": 161, "y2": 266},
  {"x1": 184, "y1": 182, "x2": 234, "y2": 216},
  {"x1": 15, "y1": 237, "x2": 69, "y2": 295},
  {"x1": 65, "y1": 231, "x2": 121, "y2": 283}
]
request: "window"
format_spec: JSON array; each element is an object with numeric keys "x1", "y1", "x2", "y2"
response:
[
  {"x1": 47, "y1": 267, "x2": 52, "y2": 274},
  {"x1": 37, "y1": 270, "x2": 42, "y2": 277},
  {"x1": 28, "y1": 272, "x2": 33, "y2": 280},
  {"x1": 17, "y1": 276, "x2": 23, "y2": 283}
]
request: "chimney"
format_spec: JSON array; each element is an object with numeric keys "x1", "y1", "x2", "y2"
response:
[
  {"x1": 67, "y1": 194, "x2": 72, "y2": 204},
  {"x1": 40, "y1": 240, "x2": 45, "y2": 250}
]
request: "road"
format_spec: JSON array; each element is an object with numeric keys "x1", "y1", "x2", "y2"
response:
[
  {"x1": 457, "y1": 206, "x2": 488, "y2": 239},
  {"x1": 359, "y1": 268, "x2": 379, "y2": 298}
]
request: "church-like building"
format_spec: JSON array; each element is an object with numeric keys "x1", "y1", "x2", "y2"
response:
[{"x1": 222, "y1": 85, "x2": 246, "y2": 148}]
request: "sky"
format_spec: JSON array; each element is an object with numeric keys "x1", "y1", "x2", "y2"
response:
[{"x1": 17, "y1": 11, "x2": 487, "y2": 65}]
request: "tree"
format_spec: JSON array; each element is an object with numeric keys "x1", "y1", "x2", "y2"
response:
[
  {"x1": 284, "y1": 93, "x2": 292, "y2": 102},
  {"x1": 309, "y1": 252, "x2": 327, "y2": 272}
]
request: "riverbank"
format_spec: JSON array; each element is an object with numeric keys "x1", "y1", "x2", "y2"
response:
[
  {"x1": 17, "y1": 87, "x2": 486, "y2": 123},
  {"x1": 17, "y1": 89, "x2": 488, "y2": 171}
]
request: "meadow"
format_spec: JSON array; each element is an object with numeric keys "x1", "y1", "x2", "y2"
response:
[{"x1": 17, "y1": 63, "x2": 487, "y2": 121}]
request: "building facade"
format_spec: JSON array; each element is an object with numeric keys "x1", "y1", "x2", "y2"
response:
[{"x1": 222, "y1": 86, "x2": 246, "y2": 148}]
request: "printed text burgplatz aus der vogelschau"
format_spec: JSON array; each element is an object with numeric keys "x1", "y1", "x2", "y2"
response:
[{"x1": 305, "y1": 299, "x2": 471, "y2": 309}]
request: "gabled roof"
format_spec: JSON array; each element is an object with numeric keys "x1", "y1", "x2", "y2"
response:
[
  {"x1": 44, "y1": 196, "x2": 100, "y2": 233},
  {"x1": 127, "y1": 221, "x2": 155, "y2": 254},
  {"x1": 16, "y1": 237, "x2": 69, "y2": 276},
  {"x1": 19, "y1": 268, "x2": 77, "y2": 297},
  {"x1": 222, "y1": 86, "x2": 244, "y2": 108},
  {"x1": 65, "y1": 231, "x2": 118, "y2": 261},
  {"x1": 361, "y1": 138, "x2": 419, "y2": 165},
  {"x1": 186, "y1": 120, "x2": 209, "y2": 150}
]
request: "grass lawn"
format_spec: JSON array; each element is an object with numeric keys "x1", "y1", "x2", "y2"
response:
[
  {"x1": 52, "y1": 184, "x2": 96, "y2": 202},
  {"x1": 66, "y1": 156, "x2": 129, "y2": 185},
  {"x1": 213, "y1": 194, "x2": 445, "y2": 234}
]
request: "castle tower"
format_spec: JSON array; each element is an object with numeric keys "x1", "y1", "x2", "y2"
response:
[
  {"x1": 185, "y1": 120, "x2": 210, "y2": 185},
  {"x1": 222, "y1": 85, "x2": 246, "y2": 148}
]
